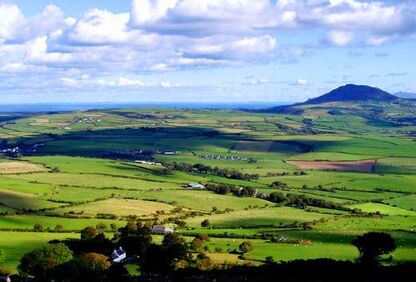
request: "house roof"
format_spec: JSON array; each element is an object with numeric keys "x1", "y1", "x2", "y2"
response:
[
  {"x1": 112, "y1": 247, "x2": 126, "y2": 258},
  {"x1": 188, "y1": 182, "x2": 205, "y2": 187}
]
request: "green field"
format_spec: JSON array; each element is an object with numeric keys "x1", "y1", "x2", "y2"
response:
[{"x1": 0, "y1": 107, "x2": 415, "y2": 272}]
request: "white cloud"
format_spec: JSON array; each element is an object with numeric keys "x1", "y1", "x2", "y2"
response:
[
  {"x1": 0, "y1": 0, "x2": 415, "y2": 100},
  {"x1": 366, "y1": 36, "x2": 389, "y2": 46},
  {"x1": 181, "y1": 35, "x2": 276, "y2": 61},
  {"x1": 0, "y1": 4, "x2": 24, "y2": 40},
  {"x1": 130, "y1": 0, "x2": 178, "y2": 25},
  {"x1": 60, "y1": 75, "x2": 187, "y2": 90},
  {"x1": 130, "y1": 0, "x2": 296, "y2": 37},
  {"x1": 302, "y1": 0, "x2": 416, "y2": 45},
  {"x1": 296, "y1": 78, "x2": 308, "y2": 85},
  {"x1": 117, "y1": 77, "x2": 145, "y2": 87},
  {"x1": 66, "y1": 9, "x2": 133, "y2": 45},
  {"x1": 25, "y1": 36, "x2": 72, "y2": 64},
  {"x1": 327, "y1": 30, "x2": 354, "y2": 46},
  {"x1": 242, "y1": 78, "x2": 270, "y2": 85},
  {"x1": 0, "y1": 63, "x2": 28, "y2": 72}
]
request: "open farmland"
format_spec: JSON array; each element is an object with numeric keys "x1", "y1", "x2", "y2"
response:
[
  {"x1": 0, "y1": 107, "x2": 415, "y2": 273},
  {"x1": 286, "y1": 159, "x2": 377, "y2": 172},
  {"x1": 0, "y1": 161, "x2": 47, "y2": 175}
]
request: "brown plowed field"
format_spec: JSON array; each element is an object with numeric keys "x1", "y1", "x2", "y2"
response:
[{"x1": 286, "y1": 160, "x2": 376, "y2": 173}]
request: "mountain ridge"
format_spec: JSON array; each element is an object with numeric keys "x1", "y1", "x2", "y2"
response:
[
  {"x1": 264, "y1": 84, "x2": 401, "y2": 114},
  {"x1": 304, "y1": 84, "x2": 397, "y2": 104}
]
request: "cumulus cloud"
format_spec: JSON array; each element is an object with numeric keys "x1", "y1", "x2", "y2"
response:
[
  {"x1": 129, "y1": 0, "x2": 294, "y2": 37},
  {"x1": 25, "y1": 36, "x2": 72, "y2": 64},
  {"x1": 0, "y1": 4, "x2": 24, "y2": 40},
  {"x1": 0, "y1": 0, "x2": 415, "y2": 98},
  {"x1": 65, "y1": 9, "x2": 133, "y2": 45},
  {"x1": 327, "y1": 30, "x2": 354, "y2": 46}
]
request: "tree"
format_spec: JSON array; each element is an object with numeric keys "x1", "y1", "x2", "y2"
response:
[
  {"x1": 110, "y1": 223, "x2": 118, "y2": 231},
  {"x1": 33, "y1": 223, "x2": 44, "y2": 232},
  {"x1": 96, "y1": 222, "x2": 107, "y2": 231},
  {"x1": 118, "y1": 220, "x2": 153, "y2": 257},
  {"x1": 162, "y1": 233, "x2": 189, "y2": 264},
  {"x1": 141, "y1": 233, "x2": 190, "y2": 273},
  {"x1": 352, "y1": 232, "x2": 396, "y2": 265},
  {"x1": 265, "y1": 256, "x2": 275, "y2": 264},
  {"x1": 79, "y1": 252, "x2": 111, "y2": 271},
  {"x1": 80, "y1": 226, "x2": 98, "y2": 240},
  {"x1": 190, "y1": 238, "x2": 204, "y2": 252},
  {"x1": 195, "y1": 234, "x2": 210, "y2": 242},
  {"x1": 201, "y1": 219, "x2": 210, "y2": 228},
  {"x1": 18, "y1": 243, "x2": 73, "y2": 278},
  {"x1": 269, "y1": 191, "x2": 287, "y2": 203},
  {"x1": 54, "y1": 224, "x2": 64, "y2": 232},
  {"x1": 239, "y1": 241, "x2": 254, "y2": 253}
]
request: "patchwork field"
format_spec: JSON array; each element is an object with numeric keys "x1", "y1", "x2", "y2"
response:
[
  {"x1": 51, "y1": 198, "x2": 179, "y2": 217},
  {"x1": 286, "y1": 160, "x2": 376, "y2": 172},
  {"x1": 0, "y1": 161, "x2": 47, "y2": 175},
  {"x1": 0, "y1": 107, "x2": 414, "y2": 273}
]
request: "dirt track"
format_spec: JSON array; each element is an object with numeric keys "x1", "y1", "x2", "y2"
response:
[{"x1": 286, "y1": 159, "x2": 376, "y2": 173}]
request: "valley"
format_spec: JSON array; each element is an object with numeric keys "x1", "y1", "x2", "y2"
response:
[{"x1": 0, "y1": 89, "x2": 415, "y2": 273}]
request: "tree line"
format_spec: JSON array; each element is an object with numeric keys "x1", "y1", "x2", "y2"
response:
[
  {"x1": 168, "y1": 162, "x2": 259, "y2": 181},
  {"x1": 2, "y1": 220, "x2": 404, "y2": 281}
]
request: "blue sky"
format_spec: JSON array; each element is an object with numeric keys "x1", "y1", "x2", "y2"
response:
[{"x1": 0, "y1": 0, "x2": 415, "y2": 103}]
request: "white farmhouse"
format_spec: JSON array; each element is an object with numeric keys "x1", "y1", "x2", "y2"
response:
[{"x1": 111, "y1": 247, "x2": 126, "y2": 263}]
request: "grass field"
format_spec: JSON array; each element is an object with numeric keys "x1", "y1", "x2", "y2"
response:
[
  {"x1": 186, "y1": 206, "x2": 332, "y2": 228},
  {"x1": 51, "y1": 198, "x2": 178, "y2": 217},
  {"x1": 0, "y1": 107, "x2": 414, "y2": 271},
  {"x1": 348, "y1": 203, "x2": 416, "y2": 216},
  {"x1": 0, "y1": 232, "x2": 79, "y2": 271}
]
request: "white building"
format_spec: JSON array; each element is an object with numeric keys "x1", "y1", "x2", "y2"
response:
[
  {"x1": 152, "y1": 225, "x2": 175, "y2": 234},
  {"x1": 111, "y1": 247, "x2": 126, "y2": 263},
  {"x1": 186, "y1": 182, "x2": 206, "y2": 189}
]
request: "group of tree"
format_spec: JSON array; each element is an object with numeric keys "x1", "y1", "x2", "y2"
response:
[
  {"x1": 169, "y1": 162, "x2": 259, "y2": 180},
  {"x1": 13, "y1": 221, "x2": 403, "y2": 281},
  {"x1": 17, "y1": 226, "x2": 126, "y2": 281},
  {"x1": 268, "y1": 191, "x2": 346, "y2": 210},
  {"x1": 205, "y1": 183, "x2": 258, "y2": 197}
]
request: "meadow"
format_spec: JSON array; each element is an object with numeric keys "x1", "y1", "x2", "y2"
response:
[{"x1": 0, "y1": 107, "x2": 414, "y2": 272}]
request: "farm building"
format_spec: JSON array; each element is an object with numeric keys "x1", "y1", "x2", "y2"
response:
[
  {"x1": 0, "y1": 275, "x2": 11, "y2": 282},
  {"x1": 111, "y1": 247, "x2": 126, "y2": 263},
  {"x1": 152, "y1": 225, "x2": 175, "y2": 234},
  {"x1": 186, "y1": 182, "x2": 206, "y2": 189},
  {"x1": 135, "y1": 160, "x2": 162, "y2": 166}
]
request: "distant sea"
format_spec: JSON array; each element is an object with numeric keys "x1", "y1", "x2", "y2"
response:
[{"x1": 0, "y1": 102, "x2": 290, "y2": 113}]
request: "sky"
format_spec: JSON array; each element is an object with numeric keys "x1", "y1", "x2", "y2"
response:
[{"x1": 0, "y1": 0, "x2": 415, "y2": 104}]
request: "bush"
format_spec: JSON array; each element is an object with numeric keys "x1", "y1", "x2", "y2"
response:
[
  {"x1": 239, "y1": 241, "x2": 254, "y2": 253},
  {"x1": 33, "y1": 223, "x2": 44, "y2": 232},
  {"x1": 265, "y1": 256, "x2": 275, "y2": 264},
  {"x1": 79, "y1": 252, "x2": 111, "y2": 271},
  {"x1": 201, "y1": 219, "x2": 210, "y2": 228},
  {"x1": 81, "y1": 226, "x2": 98, "y2": 240}
]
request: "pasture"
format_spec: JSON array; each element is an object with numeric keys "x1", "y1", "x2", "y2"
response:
[{"x1": 0, "y1": 107, "x2": 414, "y2": 272}]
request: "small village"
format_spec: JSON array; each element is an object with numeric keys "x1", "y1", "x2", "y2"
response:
[{"x1": 198, "y1": 154, "x2": 251, "y2": 162}]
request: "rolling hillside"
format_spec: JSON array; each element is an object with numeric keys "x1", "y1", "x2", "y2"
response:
[{"x1": 265, "y1": 85, "x2": 416, "y2": 125}]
